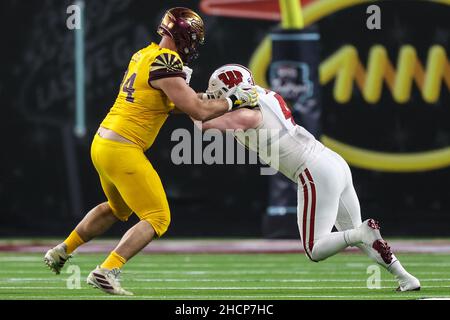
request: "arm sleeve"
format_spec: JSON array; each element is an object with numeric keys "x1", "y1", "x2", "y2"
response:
[{"x1": 149, "y1": 52, "x2": 187, "y2": 82}]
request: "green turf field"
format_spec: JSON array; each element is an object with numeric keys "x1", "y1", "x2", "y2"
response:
[{"x1": 0, "y1": 252, "x2": 449, "y2": 300}]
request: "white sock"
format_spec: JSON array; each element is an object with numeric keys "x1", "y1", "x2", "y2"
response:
[
  {"x1": 343, "y1": 229, "x2": 361, "y2": 246},
  {"x1": 311, "y1": 232, "x2": 351, "y2": 261},
  {"x1": 357, "y1": 244, "x2": 408, "y2": 278},
  {"x1": 387, "y1": 256, "x2": 410, "y2": 279}
]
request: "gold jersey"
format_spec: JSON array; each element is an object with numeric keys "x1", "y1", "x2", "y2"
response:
[{"x1": 101, "y1": 43, "x2": 186, "y2": 151}]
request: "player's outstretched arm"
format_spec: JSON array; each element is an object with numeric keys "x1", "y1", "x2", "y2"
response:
[
  {"x1": 170, "y1": 93, "x2": 208, "y2": 115},
  {"x1": 153, "y1": 77, "x2": 231, "y2": 122},
  {"x1": 196, "y1": 108, "x2": 262, "y2": 132}
]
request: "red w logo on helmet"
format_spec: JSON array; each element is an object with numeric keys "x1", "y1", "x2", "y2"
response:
[{"x1": 218, "y1": 71, "x2": 244, "y2": 89}]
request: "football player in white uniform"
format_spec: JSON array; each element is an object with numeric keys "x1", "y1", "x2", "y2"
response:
[{"x1": 197, "y1": 64, "x2": 420, "y2": 292}]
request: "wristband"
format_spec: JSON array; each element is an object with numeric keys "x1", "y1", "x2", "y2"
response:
[
  {"x1": 226, "y1": 97, "x2": 233, "y2": 111},
  {"x1": 227, "y1": 95, "x2": 241, "y2": 111}
]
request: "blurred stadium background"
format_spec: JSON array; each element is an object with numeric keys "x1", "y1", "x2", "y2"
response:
[
  {"x1": 0, "y1": 0, "x2": 449, "y2": 301},
  {"x1": 0, "y1": 0, "x2": 448, "y2": 240}
]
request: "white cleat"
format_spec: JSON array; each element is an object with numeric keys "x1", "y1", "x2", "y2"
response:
[
  {"x1": 44, "y1": 244, "x2": 71, "y2": 275},
  {"x1": 87, "y1": 267, "x2": 134, "y2": 296},
  {"x1": 358, "y1": 219, "x2": 394, "y2": 265},
  {"x1": 359, "y1": 220, "x2": 421, "y2": 292},
  {"x1": 396, "y1": 273, "x2": 421, "y2": 292}
]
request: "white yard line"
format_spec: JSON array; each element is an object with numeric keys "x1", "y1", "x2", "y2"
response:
[
  {"x1": 346, "y1": 263, "x2": 450, "y2": 268},
  {"x1": 2, "y1": 259, "x2": 449, "y2": 268},
  {"x1": 3, "y1": 294, "x2": 450, "y2": 300},
  {"x1": 4, "y1": 264, "x2": 449, "y2": 272},
  {"x1": 0, "y1": 279, "x2": 64, "y2": 282},
  {"x1": 0, "y1": 257, "x2": 43, "y2": 262},
  {"x1": 0, "y1": 270, "x2": 449, "y2": 276},
  {"x1": 128, "y1": 278, "x2": 450, "y2": 283},
  {"x1": 0, "y1": 278, "x2": 449, "y2": 283},
  {"x1": 1, "y1": 285, "x2": 449, "y2": 290},
  {"x1": 0, "y1": 287, "x2": 73, "y2": 290}
]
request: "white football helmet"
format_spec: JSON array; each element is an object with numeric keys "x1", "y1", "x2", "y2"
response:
[{"x1": 206, "y1": 64, "x2": 255, "y2": 100}]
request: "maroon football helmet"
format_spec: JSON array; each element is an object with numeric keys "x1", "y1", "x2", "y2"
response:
[{"x1": 157, "y1": 7, "x2": 205, "y2": 65}]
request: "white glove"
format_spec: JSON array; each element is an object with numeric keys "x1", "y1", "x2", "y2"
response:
[
  {"x1": 183, "y1": 66, "x2": 193, "y2": 85},
  {"x1": 226, "y1": 85, "x2": 259, "y2": 111}
]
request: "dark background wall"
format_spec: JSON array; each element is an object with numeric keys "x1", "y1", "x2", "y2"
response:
[{"x1": 0, "y1": 0, "x2": 448, "y2": 238}]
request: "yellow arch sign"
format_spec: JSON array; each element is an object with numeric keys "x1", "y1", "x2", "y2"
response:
[
  {"x1": 321, "y1": 44, "x2": 450, "y2": 104},
  {"x1": 250, "y1": 0, "x2": 450, "y2": 172}
]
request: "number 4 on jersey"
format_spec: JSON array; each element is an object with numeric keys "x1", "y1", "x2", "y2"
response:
[
  {"x1": 274, "y1": 93, "x2": 296, "y2": 125},
  {"x1": 122, "y1": 73, "x2": 137, "y2": 103}
]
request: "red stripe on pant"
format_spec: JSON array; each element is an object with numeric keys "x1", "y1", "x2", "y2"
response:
[
  {"x1": 305, "y1": 169, "x2": 316, "y2": 255},
  {"x1": 299, "y1": 173, "x2": 313, "y2": 261}
]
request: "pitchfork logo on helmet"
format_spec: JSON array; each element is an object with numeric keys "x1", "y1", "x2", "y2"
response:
[
  {"x1": 158, "y1": 7, "x2": 205, "y2": 65},
  {"x1": 207, "y1": 64, "x2": 255, "y2": 99}
]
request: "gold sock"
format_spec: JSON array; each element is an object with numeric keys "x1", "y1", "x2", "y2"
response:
[
  {"x1": 101, "y1": 251, "x2": 127, "y2": 270},
  {"x1": 63, "y1": 231, "x2": 85, "y2": 254}
]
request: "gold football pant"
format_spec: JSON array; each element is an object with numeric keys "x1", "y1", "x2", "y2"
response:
[{"x1": 91, "y1": 134, "x2": 171, "y2": 237}]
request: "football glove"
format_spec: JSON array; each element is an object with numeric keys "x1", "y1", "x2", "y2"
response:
[{"x1": 226, "y1": 85, "x2": 259, "y2": 111}]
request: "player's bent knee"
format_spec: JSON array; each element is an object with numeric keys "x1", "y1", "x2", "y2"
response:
[
  {"x1": 141, "y1": 209, "x2": 171, "y2": 237},
  {"x1": 308, "y1": 246, "x2": 329, "y2": 263},
  {"x1": 302, "y1": 242, "x2": 323, "y2": 263},
  {"x1": 304, "y1": 251, "x2": 321, "y2": 263},
  {"x1": 99, "y1": 202, "x2": 112, "y2": 212},
  {"x1": 309, "y1": 253, "x2": 324, "y2": 263}
]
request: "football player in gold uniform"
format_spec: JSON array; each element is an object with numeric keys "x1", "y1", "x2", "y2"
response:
[{"x1": 44, "y1": 7, "x2": 258, "y2": 295}]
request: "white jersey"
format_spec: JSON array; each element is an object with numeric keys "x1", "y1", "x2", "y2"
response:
[{"x1": 234, "y1": 87, "x2": 325, "y2": 182}]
